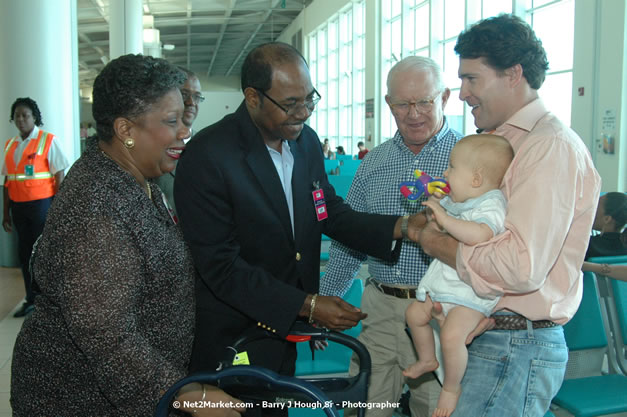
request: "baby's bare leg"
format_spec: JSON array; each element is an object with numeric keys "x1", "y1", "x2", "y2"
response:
[
  {"x1": 432, "y1": 305, "x2": 485, "y2": 417},
  {"x1": 403, "y1": 297, "x2": 439, "y2": 378}
]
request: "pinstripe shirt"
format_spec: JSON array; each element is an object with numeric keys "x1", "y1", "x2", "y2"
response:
[{"x1": 320, "y1": 118, "x2": 462, "y2": 297}]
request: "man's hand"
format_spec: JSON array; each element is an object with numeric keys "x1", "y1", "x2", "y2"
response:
[
  {"x1": 431, "y1": 301, "x2": 495, "y2": 344},
  {"x1": 418, "y1": 220, "x2": 447, "y2": 256},
  {"x1": 403, "y1": 211, "x2": 427, "y2": 243},
  {"x1": 310, "y1": 295, "x2": 367, "y2": 331}
]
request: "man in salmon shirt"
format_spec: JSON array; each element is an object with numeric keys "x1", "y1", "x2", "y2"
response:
[{"x1": 419, "y1": 14, "x2": 601, "y2": 417}]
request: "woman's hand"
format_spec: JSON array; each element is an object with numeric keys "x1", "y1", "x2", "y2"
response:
[
  {"x1": 2, "y1": 215, "x2": 12, "y2": 233},
  {"x1": 177, "y1": 383, "x2": 246, "y2": 416}
]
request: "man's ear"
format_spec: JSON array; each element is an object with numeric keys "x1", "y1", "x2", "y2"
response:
[
  {"x1": 505, "y1": 64, "x2": 524, "y2": 88},
  {"x1": 244, "y1": 87, "x2": 260, "y2": 109},
  {"x1": 440, "y1": 88, "x2": 451, "y2": 110},
  {"x1": 385, "y1": 95, "x2": 393, "y2": 110}
]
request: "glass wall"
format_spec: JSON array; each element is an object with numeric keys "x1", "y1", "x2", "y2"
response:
[
  {"x1": 377, "y1": 0, "x2": 573, "y2": 140},
  {"x1": 307, "y1": 1, "x2": 366, "y2": 156}
]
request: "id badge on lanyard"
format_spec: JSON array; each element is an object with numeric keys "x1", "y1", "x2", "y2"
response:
[
  {"x1": 312, "y1": 181, "x2": 328, "y2": 221},
  {"x1": 25, "y1": 153, "x2": 36, "y2": 176}
]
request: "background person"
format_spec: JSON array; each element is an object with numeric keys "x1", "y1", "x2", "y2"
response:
[
  {"x1": 585, "y1": 192, "x2": 626, "y2": 259},
  {"x1": 357, "y1": 141, "x2": 369, "y2": 159},
  {"x1": 404, "y1": 134, "x2": 514, "y2": 417},
  {"x1": 419, "y1": 14, "x2": 601, "y2": 416},
  {"x1": 154, "y1": 67, "x2": 204, "y2": 217},
  {"x1": 174, "y1": 43, "x2": 424, "y2": 399},
  {"x1": 583, "y1": 261, "x2": 627, "y2": 282},
  {"x1": 321, "y1": 56, "x2": 461, "y2": 417},
  {"x1": 2, "y1": 97, "x2": 69, "y2": 318},
  {"x1": 322, "y1": 141, "x2": 335, "y2": 159},
  {"x1": 10, "y1": 54, "x2": 242, "y2": 417}
]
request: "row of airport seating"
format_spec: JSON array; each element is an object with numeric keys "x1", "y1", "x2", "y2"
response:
[
  {"x1": 324, "y1": 158, "x2": 362, "y2": 177},
  {"x1": 550, "y1": 255, "x2": 627, "y2": 417}
]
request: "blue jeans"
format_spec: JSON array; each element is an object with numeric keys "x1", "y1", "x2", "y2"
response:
[{"x1": 452, "y1": 324, "x2": 567, "y2": 417}]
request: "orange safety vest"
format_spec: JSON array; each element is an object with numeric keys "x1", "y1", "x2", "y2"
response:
[{"x1": 4, "y1": 130, "x2": 56, "y2": 202}]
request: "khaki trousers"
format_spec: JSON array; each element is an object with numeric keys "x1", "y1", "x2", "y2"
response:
[{"x1": 346, "y1": 282, "x2": 441, "y2": 417}]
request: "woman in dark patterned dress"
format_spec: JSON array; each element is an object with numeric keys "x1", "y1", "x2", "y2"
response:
[{"x1": 10, "y1": 54, "x2": 244, "y2": 417}]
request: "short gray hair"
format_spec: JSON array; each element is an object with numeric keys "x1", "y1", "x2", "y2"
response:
[{"x1": 386, "y1": 56, "x2": 445, "y2": 95}]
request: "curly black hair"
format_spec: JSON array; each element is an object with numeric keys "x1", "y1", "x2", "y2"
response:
[
  {"x1": 454, "y1": 14, "x2": 549, "y2": 90},
  {"x1": 10, "y1": 97, "x2": 43, "y2": 126},
  {"x1": 92, "y1": 54, "x2": 186, "y2": 142},
  {"x1": 240, "y1": 42, "x2": 307, "y2": 93}
]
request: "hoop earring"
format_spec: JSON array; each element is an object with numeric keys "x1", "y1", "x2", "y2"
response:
[{"x1": 124, "y1": 138, "x2": 135, "y2": 149}]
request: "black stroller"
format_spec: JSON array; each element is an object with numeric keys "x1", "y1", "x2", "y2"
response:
[{"x1": 155, "y1": 322, "x2": 371, "y2": 417}]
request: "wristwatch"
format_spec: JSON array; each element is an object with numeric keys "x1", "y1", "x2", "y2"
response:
[{"x1": 401, "y1": 215, "x2": 410, "y2": 239}]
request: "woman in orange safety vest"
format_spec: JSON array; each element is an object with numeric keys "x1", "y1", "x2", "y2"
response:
[{"x1": 2, "y1": 97, "x2": 69, "y2": 317}]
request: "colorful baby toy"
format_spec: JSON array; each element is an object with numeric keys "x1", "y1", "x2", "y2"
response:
[{"x1": 399, "y1": 169, "x2": 450, "y2": 200}]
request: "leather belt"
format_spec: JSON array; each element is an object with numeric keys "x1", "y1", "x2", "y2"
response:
[
  {"x1": 491, "y1": 314, "x2": 560, "y2": 330},
  {"x1": 371, "y1": 279, "x2": 416, "y2": 299}
]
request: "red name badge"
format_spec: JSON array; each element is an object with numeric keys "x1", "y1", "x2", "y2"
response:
[{"x1": 312, "y1": 188, "x2": 328, "y2": 221}]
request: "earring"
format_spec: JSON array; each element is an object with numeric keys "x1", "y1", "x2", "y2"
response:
[{"x1": 124, "y1": 137, "x2": 135, "y2": 149}]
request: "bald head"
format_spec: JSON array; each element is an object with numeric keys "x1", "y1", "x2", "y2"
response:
[{"x1": 241, "y1": 42, "x2": 307, "y2": 92}]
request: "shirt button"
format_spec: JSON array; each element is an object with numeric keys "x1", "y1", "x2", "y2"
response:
[{"x1": 295, "y1": 252, "x2": 301, "y2": 261}]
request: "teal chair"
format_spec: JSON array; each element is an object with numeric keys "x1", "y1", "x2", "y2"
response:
[
  {"x1": 324, "y1": 159, "x2": 340, "y2": 175},
  {"x1": 295, "y1": 278, "x2": 364, "y2": 377},
  {"x1": 336, "y1": 154, "x2": 353, "y2": 161},
  {"x1": 328, "y1": 175, "x2": 353, "y2": 200},
  {"x1": 551, "y1": 272, "x2": 627, "y2": 416},
  {"x1": 337, "y1": 159, "x2": 361, "y2": 177},
  {"x1": 588, "y1": 255, "x2": 627, "y2": 375}
]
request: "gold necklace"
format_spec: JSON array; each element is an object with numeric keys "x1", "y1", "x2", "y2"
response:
[{"x1": 100, "y1": 149, "x2": 151, "y2": 200}]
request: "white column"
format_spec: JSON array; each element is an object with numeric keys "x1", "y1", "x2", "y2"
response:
[
  {"x1": 572, "y1": 0, "x2": 626, "y2": 192},
  {"x1": 0, "y1": 0, "x2": 79, "y2": 266},
  {"x1": 0, "y1": 0, "x2": 80, "y2": 166},
  {"x1": 109, "y1": 0, "x2": 143, "y2": 59}
]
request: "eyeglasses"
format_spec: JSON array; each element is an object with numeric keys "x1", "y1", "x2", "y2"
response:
[
  {"x1": 180, "y1": 89, "x2": 205, "y2": 104},
  {"x1": 389, "y1": 93, "x2": 441, "y2": 115},
  {"x1": 255, "y1": 88, "x2": 321, "y2": 116}
]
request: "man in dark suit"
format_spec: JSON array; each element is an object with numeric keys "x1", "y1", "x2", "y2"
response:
[{"x1": 175, "y1": 42, "x2": 422, "y2": 379}]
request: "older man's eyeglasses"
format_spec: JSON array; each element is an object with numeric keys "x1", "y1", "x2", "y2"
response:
[
  {"x1": 181, "y1": 89, "x2": 205, "y2": 104},
  {"x1": 255, "y1": 88, "x2": 321, "y2": 116},
  {"x1": 390, "y1": 93, "x2": 441, "y2": 115}
]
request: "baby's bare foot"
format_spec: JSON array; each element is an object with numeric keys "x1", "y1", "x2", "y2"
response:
[
  {"x1": 431, "y1": 386, "x2": 461, "y2": 417},
  {"x1": 402, "y1": 359, "x2": 439, "y2": 379}
]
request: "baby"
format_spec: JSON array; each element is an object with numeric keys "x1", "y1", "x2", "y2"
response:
[{"x1": 404, "y1": 133, "x2": 514, "y2": 417}]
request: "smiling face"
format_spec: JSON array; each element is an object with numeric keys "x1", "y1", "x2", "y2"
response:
[
  {"x1": 386, "y1": 69, "x2": 449, "y2": 154},
  {"x1": 127, "y1": 89, "x2": 190, "y2": 178},
  {"x1": 247, "y1": 59, "x2": 316, "y2": 146},
  {"x1": 458, "y1": 58, "x2": 519, "y2": 132},
  {"x1": 13, "y1": 105, "x2": 36, "y2": 138}
]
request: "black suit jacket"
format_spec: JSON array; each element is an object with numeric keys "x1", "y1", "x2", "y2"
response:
[{"x1": 175, "y1": 102, "x2": 400, "y2": 373}]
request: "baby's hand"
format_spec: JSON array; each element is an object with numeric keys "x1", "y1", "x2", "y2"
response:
[{"x1": 422, "y1": 197, "x2": 447, "y2": 229}]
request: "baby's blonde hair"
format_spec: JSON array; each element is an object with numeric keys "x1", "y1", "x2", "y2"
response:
[{"x1": 455, "y1": 134, "x2": 514, "y2": 188}]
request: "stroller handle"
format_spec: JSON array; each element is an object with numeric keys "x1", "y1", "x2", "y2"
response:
[{"x1": 154, "y1": 365, "x2": 340, "y2": 417}]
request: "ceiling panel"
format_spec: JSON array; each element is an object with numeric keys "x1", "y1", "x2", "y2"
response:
[{"x1": 77, "y1": 0, "x2": 311, "y2": 89}]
